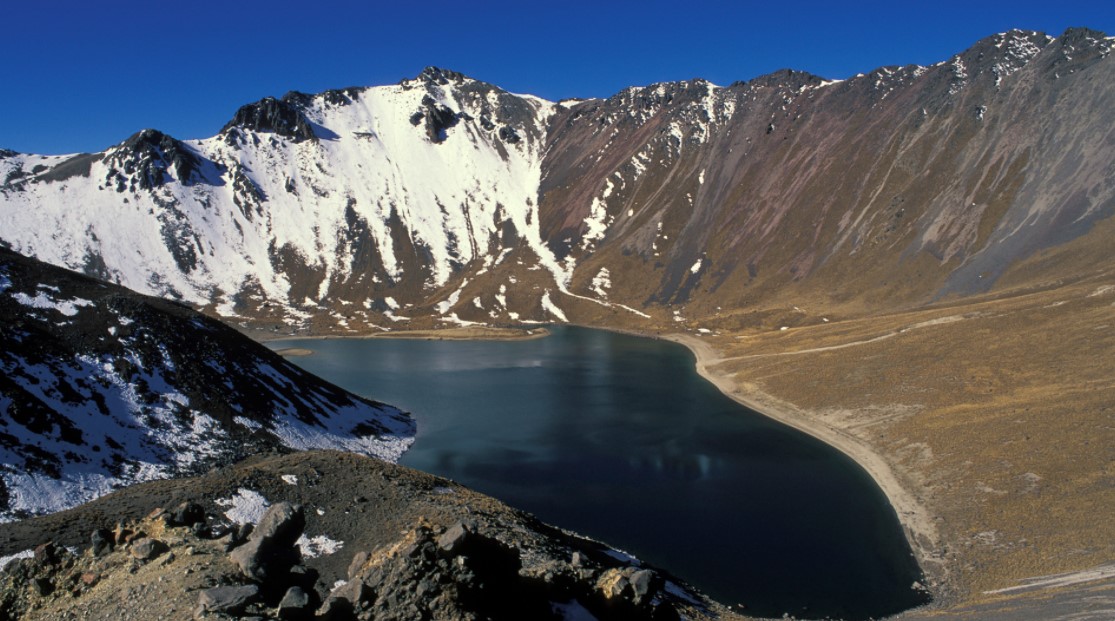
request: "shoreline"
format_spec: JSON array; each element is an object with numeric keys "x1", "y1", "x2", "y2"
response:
[
  {"x1": 272, "y1": 347, "x2": 314, "y2": 357},
  {"x1": 257, "y1": 321, "x2": 946, "y2": 603},
  {"x1": 663, "y1": 333, "x2": 943, "y2": 591},
  {"x1": 253, "y1": 326, "x2": 550, "y2": 344}
]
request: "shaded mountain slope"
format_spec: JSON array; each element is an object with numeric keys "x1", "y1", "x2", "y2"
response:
[{"x1": 0, "y1": 248, "x2": 414, "y2": 522}]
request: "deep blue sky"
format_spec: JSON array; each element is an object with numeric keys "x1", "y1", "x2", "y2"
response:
[{"x1": 4, "y1": 1, "x2": 1113, "y2": 155}]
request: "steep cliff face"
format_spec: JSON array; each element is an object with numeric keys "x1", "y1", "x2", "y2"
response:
[{"x1": 1, "y1": 29, "x2": 1113, "y2": 333}]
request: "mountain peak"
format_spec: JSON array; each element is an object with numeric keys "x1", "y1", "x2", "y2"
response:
[
  {"x1": 220, "y1": 96, "x2": 316, "y2": 143},
  {"x1": 736, "y1": 68, "x2": 829, "y2": 90},
  {"x1": 1059, "y1": 26, "x2": 1109, "y2": 44},
  {"x1": 417, "y1": 66, "x2": 470, "y2": 85},
  {"x1": 105, "y1": 129, "x2": 203, "y2": 191}
]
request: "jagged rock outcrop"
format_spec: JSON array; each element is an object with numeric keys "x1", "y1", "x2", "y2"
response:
[
  {"x1": 221, "y1": 95, "x2": 317, "y2": 143},
  {"x1": 103, "y1": 129, "x2": 209, "y2": 190}
]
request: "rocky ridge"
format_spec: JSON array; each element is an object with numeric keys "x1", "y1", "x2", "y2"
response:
[{"x1": 0, "y1": 451, "x2": 719, "y2": 621}]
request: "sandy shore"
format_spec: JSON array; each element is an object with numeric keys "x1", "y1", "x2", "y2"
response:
[
  {"x1": 273, "y1": 347, "x2": 314, "y2": 357},
  {"x1": 664, "y1": 333, "x2": 941, "y2": 578},
  {"x1": 254, "y1": 326, "x2": 549, "y2": 343},
  {"x1": 364, "y1": 326, "x2": 550, "y2": 340}
]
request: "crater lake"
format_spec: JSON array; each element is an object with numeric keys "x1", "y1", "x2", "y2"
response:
[{"x1": 270, "y1": 326, "x2": 927, "y2": 619}]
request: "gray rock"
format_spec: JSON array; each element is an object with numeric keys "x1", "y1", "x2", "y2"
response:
[
  {"x1": 314, "y1": 595, "x2": 353, "y2": 621},
  {"x1": 316, "y1": 580, "x2": 370, "y2": 620},
  {"x1": 91, "y1": 528, "x2": 114, "y2": 556},
  {"x1": 333, "y1": 578, "x2": 373, "y2": 606},
  {"x1": 255, "y1": 502, "x2": 303, "y2": 544},
  {"x1": 31, "y1": 577, "x2": 52, "y2": 596},
  {"x1": 629, "y1": 569, "x2": 659, "y2": 605},
  {"x1": 169, "y1": 501, "x2": 205, "y2": 527},
  {"x1": 228, "y1": 502, "x2": 305, "y2": 581},
  {"x1": 277, "y1": 585, "x2": 311, "y2": 620},
  {"x1": 196, "y1": 584, "x2": 260, "y2": 615},
  {"x1": 596, "y1": 566, "x2": 671, "y2": 617},
  {"x1": 32, "y1": 542, "x2": 58, "y2": 566},
  {"x1": 347, "y1": 551, "x2": 369, "y2": 579},
  {"x1": 436, "y1": 522, "x2": 470, "y2": 555},
  {"x1": 129, "y1": 537, "x2": 167, "y2": 561}
]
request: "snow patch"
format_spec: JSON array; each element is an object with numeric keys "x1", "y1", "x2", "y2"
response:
[
  {"x1": 234, "y1": 416, "x2": 263, "y2": 431},
  {"x1": 590, "y1": 268, "x2": 612, "y2": 298},
  {"x1": 541, "y1": 291, "x2": 568, "y2": 322},
  {"x1": 0, "y1": 351, "x2": 226, "y2": 521},
  {"x1": 298, "y1": 534, "x2": 344, "y2": 558},
  {"x1": 281, "y1": 474, "x2": 299, "y2": 485},
  {"x1": 436, "y1": 279, "x2": 468, "y2": 315},
  {"x1": 0, "y1": 550, "x2": 33, "y2": 571},
  {"x1": 581, "y1": 179, "x2": 616, "y2": 251},
  {"x1": 603, "y1": 548, "x2": 640, "y2": 564},
  {"x1": 12, "y1": 291, "x2": 93, "y2": 316},
  {"x1": 216, "y1": 488, "x2": 270, "y2": 525}
]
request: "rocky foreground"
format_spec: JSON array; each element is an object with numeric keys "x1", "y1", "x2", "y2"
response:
[{"x1": 0, "y1": 451, "x2": 731, "y2": 621}]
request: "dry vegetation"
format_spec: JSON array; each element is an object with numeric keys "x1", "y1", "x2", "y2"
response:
[{"x1": 686, "y1": 276, "x2": 1115, "y2": 609}]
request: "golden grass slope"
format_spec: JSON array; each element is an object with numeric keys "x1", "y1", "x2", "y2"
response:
[{"x1": 679, "y1": 274, "x2": 1115, "y2": 610}]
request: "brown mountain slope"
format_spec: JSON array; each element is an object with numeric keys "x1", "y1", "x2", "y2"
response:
[{"x1": 535, "y1": 29, "x2": 1115, "y2": 328}]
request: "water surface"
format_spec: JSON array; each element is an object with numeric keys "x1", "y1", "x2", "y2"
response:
[{"x1": 272, "y1": 326, "x2": 926, "y2": 619}]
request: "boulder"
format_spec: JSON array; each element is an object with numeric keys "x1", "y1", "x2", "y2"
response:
[
  {"x1": 277, "y1": 585, "x2": 312, "y2": 620},
  {"x1": 32, "y1": 542, "x2": 58, "y2": 566},
  {"x1": 628, "y1": 569, "x2": 659, "y2": 605},
  {"x1": 436, "y1": 522, "x2": 470, "y2": 555},
  {"x1": 129, "y1": 537, "x2": 168, "y2": 561},
  {"x1": 169, "y1": 501, "x2": 206, "y2": 527},
  {"x1": 595, "y1": 566, "x2": 674, "y2": 619},
  {"x1": 196, "y1": 584, "x2": 260, "y2": 615},
  {"x1": 90, "y1": 528, "x2": 114, "y2": 556},
  {"x1": 316, "y1": 580, "x2": 370, "y2": 619},
  {"x1": 30, "y1": 577, "x2": 53, "y2": 596},
  {"x1": 346, "y1": 551, "x2": 369, "y2": 579},
  {"x1": 228, "y1": 502, "x2": 305, "y2": 581}
]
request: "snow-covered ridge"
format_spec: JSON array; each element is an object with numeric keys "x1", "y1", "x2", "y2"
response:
[{"x1": 0, "y1": 68, "x2": 561, "y2": 318}]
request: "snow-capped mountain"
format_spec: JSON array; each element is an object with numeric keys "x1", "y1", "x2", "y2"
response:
[
  {"x1": 0, "y1": 247, "x2": 414, "y2": 521},
  {"x1": 2, "y1": 29, "x2": 1113, "y2": 332}
]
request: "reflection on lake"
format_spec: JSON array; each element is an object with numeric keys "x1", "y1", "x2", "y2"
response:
[{"x1": 272, "y1": 326, "x2": 927, "y2": 619}]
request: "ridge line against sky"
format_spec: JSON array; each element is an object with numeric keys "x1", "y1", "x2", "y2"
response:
[{"x1": 2, "y1": 0, "x2": 1113, "y2": 155}]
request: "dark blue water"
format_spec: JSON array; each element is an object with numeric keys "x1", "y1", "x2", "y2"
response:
[{"x1": 271, "y1": 326, "x2": 926, "y2": 619}]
